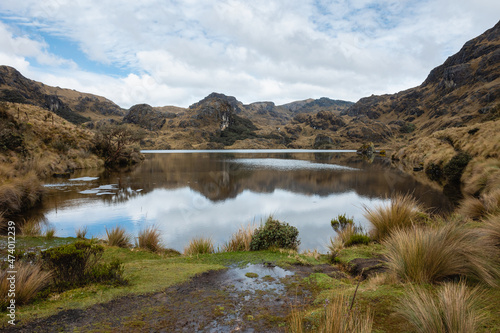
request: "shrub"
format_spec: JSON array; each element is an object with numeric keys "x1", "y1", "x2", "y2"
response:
[
  {"x1": 184, "y1": 237, "x2": 215, "y2": 256},
  {"x1": 136, "y1": 226, "x2": 163, "y2": 252},
  {"x1": 250, "y1": 216, "x2": 300, "y2": 251},
  {"x1": 105, "y1": 226, "x2": 131, "y2": 248},
  {"x1": 330, "y1": 214, "x2": 369, "y2": 248},
  {"x1": 384, "y1": 224, "x2": 499, "y2": 286},
  {"x1": 396, "y1": 282, "x2": 487, "y2": 333},
  {"x1": 0, "y1": 262, "x2": 52, "y2": 310},
  {"x1": 41, "y1": 240, "x2": 104, "y2": 289},
  {"x1": 363, "y1": 194, "x2": 425, "y2": 242},
  {"x1": 223, "y1": 223, "x2": 256, "y2": 252},
  {"x1": 443, "y1": 151, "x2": 472, "y2": 184},
  {"x1": 90, "y1": 259, "x2": 127, "y2": 286}
]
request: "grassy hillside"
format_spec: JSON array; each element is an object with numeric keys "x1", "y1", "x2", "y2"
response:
[{"x1": 0, "y1": 102, "x2": 103, "y2": 218}]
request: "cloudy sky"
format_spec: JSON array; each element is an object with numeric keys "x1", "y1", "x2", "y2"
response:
[{"x1": 0, "y1": 1, "x2": 499, "y2": 108}]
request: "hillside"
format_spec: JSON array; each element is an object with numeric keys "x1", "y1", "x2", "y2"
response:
[{"x1": 0, "y1": 66, "x2": 125, "y2": 124}]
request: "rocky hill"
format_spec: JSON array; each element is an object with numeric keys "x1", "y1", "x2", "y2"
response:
[
  {"x1": 342, "y1": 20, "x2": 500, "y2": 135},
  {"x1": 0, "y1": 66, "x2": 125, "y2": 124}
]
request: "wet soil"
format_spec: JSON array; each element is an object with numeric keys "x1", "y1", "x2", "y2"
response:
[{"x1": 7, "y1": 264, "x2": 345, "y2": 333}]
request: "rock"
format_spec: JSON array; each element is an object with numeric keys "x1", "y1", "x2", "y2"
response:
[{"x1": 124, "y1": 104, "x2": 167, "y2": 131}]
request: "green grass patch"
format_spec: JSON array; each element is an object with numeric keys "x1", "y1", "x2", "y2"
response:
[{"x1": 335, "y1": 243, "x2": 386, "y2": 265}]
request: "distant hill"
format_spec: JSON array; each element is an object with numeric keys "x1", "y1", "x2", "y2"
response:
[{"x1": 0, "y1": 66, "x2": 125, "y2": 124}]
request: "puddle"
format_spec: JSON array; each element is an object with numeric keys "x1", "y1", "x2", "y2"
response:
[{"x1": 220, "y1": 263, "x2": 294, "y2": 293}]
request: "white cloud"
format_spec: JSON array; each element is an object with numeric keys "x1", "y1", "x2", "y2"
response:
[{"x1": 0, "y1": 0, "x2": 499, "y2": 108}]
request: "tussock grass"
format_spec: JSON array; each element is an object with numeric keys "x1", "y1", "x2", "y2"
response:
[
  {"x1": 396, "y1": 282, "x2": 487, "y2": 333},
  {"x1": 320, "y1": 294, "x2": 373, "y2": 333},
  {"x1": 136, "y1": 226, "x2": 163, "y2": 252},
  {"x1": 223, "y1": 223, "x2": 256, "y2": 252},
  {"x1": 19, "y1": 219, "x2": 42, "y2": 236},
  {"x1": 363, "y1": 193, "x2": 425, "y2": 241},
  {"x1": 459, "y1": 189, "x2": 500, "y2": 220},
  {"x1": 184, "y1": 237, "x2": 215, "y2": 256},
  {"x1": 105, "y1": 226, "x2": 131, "y2": 248},
  {"x1": 384, "y1": 224, "x2": 500, "y2": 286},
  {"x1": 44, "y1": 227, "x2": 56, "y2": 239},
  {"x1": 287, "y1": 294, "x2": 373, "y2": 333},
  {"x1": 76, "y1": 226, "x2": 88, "y2": 239},
  {"x1": 481, "y1": 214, "x2": 500, "y2": 249},
  {"x1": 0, "y1": 262, "x2": 52, "y2": 309}
]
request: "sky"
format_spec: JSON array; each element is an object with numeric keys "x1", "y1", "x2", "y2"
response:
[{"x1": 0, "y1": 1, "x2": 499, "y2": 109}]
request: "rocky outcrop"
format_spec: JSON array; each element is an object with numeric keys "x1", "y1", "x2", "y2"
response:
[{"x1": 124, "y1": 104, "x2": 167, "y2": 131}]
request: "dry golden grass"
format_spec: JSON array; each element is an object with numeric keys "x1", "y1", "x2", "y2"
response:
[
  {"x1": 384, "y1": 224, "x2": 499, "y2": 286},
  {"x1": 481, "y1": 214, "x2": 500, "y2": 249},
  {"x1": 223, "y1": 223, "x2": 256, "y2": 252},
  {"x1": 363, "y1": 193, "x2": 425, "y2": 242},
  {"x1": 44, "y1": 227, "x2": 56, "y2": 239},
  {"x1": 396, "y1": 282, "x2": 487, "y2": 333},
  {"x1": 287, "y1": 294, "x2": 373, "y2": 333},
  {"x1": 0, "y1": 262, "x2": 52, "y2": 309},
  {"x1": 136, "y1": 226, "x2": 163, "y2": 252},
  {"x1": 19, "y1": 219, "x2": 42, "y2": 236},
  {"x1": 459, "y1": 189, "x2": 500, "y2": 220},
  {"x1": 105, "y1": 226, "x2": 131, "y2": 248},
  {"x1": 76, "y1": 226, "x2": 88, "y2": 239},
  {"x1": 184, "y1": 237, "x2": 215, "y2": 256}
]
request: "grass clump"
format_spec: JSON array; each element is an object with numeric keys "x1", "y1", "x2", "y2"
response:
[
  {"x1": 105, "y1": 226, "x2": 131, "y2": 248},
  {"x1": 329, "y1": 214, "x2": 370, "y2": 252},
  {"x1": 384, "y1": 224, "x2": 499, "y2": 286},
  {"x1": 0, "y1": 262, "x2": 52, "y2": 310},
  {"x1": 136, "y1": 226, "x2": 163, "y2": 252},
  {"x1": 184, "y1": 237, "x2": 215, "y2": 256},
  {"x1": 19, "y1": 219, "x2": 42, "y2": 236},
  {"x1": 75, "y1": 226, "x2": 88, "y2": 239},
  {"x1": 363, "y1": 193, "x2": 425, "y2": 241},
  {"x1": 44, "y1": 227, "x2": 56, "y2": 239},
  {"x1": 288, "y1": 294, "x2": 373, "y2": 333},
  {"x1": 396, "y1": 282, "x2": 487, "y2": 333},
  {"x1": 250, "y1": 216, "x2": 300, "y2": 251},
  {"x1": 223, "y1": 223, "x2": 256, "y2": 252}
]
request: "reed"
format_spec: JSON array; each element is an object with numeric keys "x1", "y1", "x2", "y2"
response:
[
  {"x1": 384, "y1": 224, "x2": 500, "y2": 286},
  {"x1": 363, "y1": 193, "x2": 425, "y2": 241},
  {"x1": 136, "y1": 226, "x2": 163, "y2": 252},
  {"x1": 396, "y1": 282, "x2": 487, "y2": 333},
  {"x1": 184, "y1": 237, "x2": 215, "y2": 255},
  {"x1": 223, "y1": 223, "x2": 256, "y2": 252},
  {"x1": 105, "y1": 226, "x2": 131, "y2": 248}
]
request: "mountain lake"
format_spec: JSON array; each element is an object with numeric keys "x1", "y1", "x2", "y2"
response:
[{"x1": 27, "y1": 150, "x2": 453, "y2": 252}]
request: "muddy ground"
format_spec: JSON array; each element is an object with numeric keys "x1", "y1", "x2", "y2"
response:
[{"x1": 6, "y1": 263, "x2": 346, "y2": 332}]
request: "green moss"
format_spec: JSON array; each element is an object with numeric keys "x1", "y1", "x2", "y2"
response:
[
  {"x1": 245, "y1": 272, "x2": 259, "y2": 278},
  {"x1": 335, "y1": 243, "x2": 386, "y2": 265}
]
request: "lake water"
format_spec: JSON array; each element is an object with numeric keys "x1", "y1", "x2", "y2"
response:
[{"x1": 32, "y1": 150, "x2": 452, "y2": 252}]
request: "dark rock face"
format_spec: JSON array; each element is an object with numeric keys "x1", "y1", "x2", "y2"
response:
[{"x1": 124, "y1": 104, "x2": 167, "y2": 131}]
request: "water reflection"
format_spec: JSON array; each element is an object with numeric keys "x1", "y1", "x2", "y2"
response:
[{"x1": 30, "y1": 151, "x2": 453, "y2": 251}]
